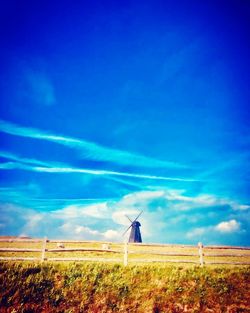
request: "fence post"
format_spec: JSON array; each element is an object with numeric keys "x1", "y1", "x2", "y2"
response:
[
  {"x1": 124, "y1": 242, "x2": 128, "y2": 266},
  {"x1": 41, "y1": 237, "x2": 47, "y2": 262},
  {"x1": 198, "y1": 242, "x2": 204, "y2": 267}
]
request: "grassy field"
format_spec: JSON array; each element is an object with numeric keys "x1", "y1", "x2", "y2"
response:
[
  {"x1": 1, "y1": 241, "x2": 250, "y2": 312},
  {"x1": 1, "y1": 240, "x2": 250, "y2": 265},
  {"x1": 0, "y1": 261, "x2": 250, "y2": 313}
]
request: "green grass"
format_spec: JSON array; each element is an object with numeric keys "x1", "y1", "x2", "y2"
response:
[{"x1": 0, "y1": 262, "x2": 249, "y2": 312}]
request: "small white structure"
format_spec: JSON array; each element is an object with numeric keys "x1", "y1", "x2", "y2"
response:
[
  {"x1": 102, "y1": 243, "x2": 110, "y2": 250},
  {"x1": 57, "y1": 242, "x2": 65, "y2": 248}
]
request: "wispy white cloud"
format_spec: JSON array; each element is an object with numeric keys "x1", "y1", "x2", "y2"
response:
[
  {"x1": 51, "y1": 203, "x2": 110, "y2": 220},
  {"x1": 33, "y1": 165, "x2": 195, "y2": 181},
  {"x1": 59, "y1": 223, "x2": 120, "y2": 241},
  {"x1": 186, "y1": 227, "x2": 207, "y2": 239},
  {"x1": 0, "y1": 159, "x2": 196, "y2": 182},
  {"x1": 0, "y1": 162, "x2": 35, "y2": 171},
  {"x1": 0, "y1": 119, "x2": 187, "y2": 169},
  {"x1": 197, "y1": 152, "x2": 250, "y2": 179},
  {"x1": 24, "y1": 213, "x2": 44, "y2": 231},
  {"x1": 102, "y1": 229, "x2": 120, "y2": 240},
  {"x1": 0, "y1": 202, "x2": 120, "y2": 240},
  {"x1": 106, "y1": 176, "x2": 144, "y2": 189},
  {"x1": 112, "y1": 189, "x2": 246, "y2": 212},
  {"x1": 186, "y1": 219, "x2": 241, "y2": 239},
  {"x1": 0, "y1": 151, "x2": 52, "y2": 167},
  {"x1": 59, "y1": 223, "x2": 100, "y2": 238},
  {"x1": 112, "y1": 209, "x2": 140, "y2": 226}
]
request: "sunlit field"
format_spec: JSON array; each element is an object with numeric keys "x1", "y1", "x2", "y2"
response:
[
  {"x1": 0, "y1": 261, "x2": 249, "y2": 313},
  {"x1": 0, "y1": 240, "x2": 250, "y2": 265},
  {"x1": 0, "y1": 240, "x2": 250, "y2": 312}
]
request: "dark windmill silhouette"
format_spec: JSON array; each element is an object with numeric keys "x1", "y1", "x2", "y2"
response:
[{"x1": 123, "y1": 211, "x2": 143, "y2": 243}]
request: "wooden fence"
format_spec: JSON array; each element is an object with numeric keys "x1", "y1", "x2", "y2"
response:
[{"x1": 0, "y1": 238, "x2": 250, "y2": 266}]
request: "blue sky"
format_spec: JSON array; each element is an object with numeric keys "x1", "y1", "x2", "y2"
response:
[{"x1": 0, "y1": 0, "x2": 249, "y2": 245}]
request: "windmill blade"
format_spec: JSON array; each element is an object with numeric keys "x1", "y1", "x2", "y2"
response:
[
  {"x1": 133, "y1": 210, "x2": 143, "y2": 222},
  {"x1": 122, "y1": 224, "x2": 132, "y2": 237},
  {"x1": 125, "y1": 214, "x2": 133, "y2": 223}
]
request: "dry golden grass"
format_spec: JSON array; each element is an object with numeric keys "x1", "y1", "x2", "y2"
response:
[
  {"x1": 0, "y1": 240, "x2": 249, "y2": 266},
  {"x1": 0, "y1": 261, "x2": 249, "y2": 312}
]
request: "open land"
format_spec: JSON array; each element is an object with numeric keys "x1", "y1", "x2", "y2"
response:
[{"x1": 0, "y1": 240, "x2": 250, "y2": 312}]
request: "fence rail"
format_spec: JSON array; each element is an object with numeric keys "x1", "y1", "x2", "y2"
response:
[{"x1": 0, "y1": 238, "x2": 249, "y2": 266}]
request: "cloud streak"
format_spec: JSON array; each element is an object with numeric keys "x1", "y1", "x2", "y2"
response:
[
  {"x1": 0, "y1": 160, "x2": 196, "y2": 182},
  {"x1": 0, "y1": 151, "x2": 52, "y2": 167},
  {"x1": 0, "y1": 119, "x2": 187, "y2": 169}
]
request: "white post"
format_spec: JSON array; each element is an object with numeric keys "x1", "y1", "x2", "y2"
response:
[
  {"x1": 198, "y1": 242, "x2": 204, "y2": 267},
  {"x1": 41, "y1": 237, "x2": 47, "y2": 262},
  {"x1": 124, "y1": 242, "x2": 128, "y2": 266}
]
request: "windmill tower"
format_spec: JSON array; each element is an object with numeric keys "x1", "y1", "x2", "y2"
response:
[{"x1": 123, "y1": 211, "x2": 143, "y2": 243}]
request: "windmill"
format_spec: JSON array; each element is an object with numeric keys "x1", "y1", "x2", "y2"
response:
[{"x1": 122, "y1": 211, "x2": 143, "y2": 243}]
